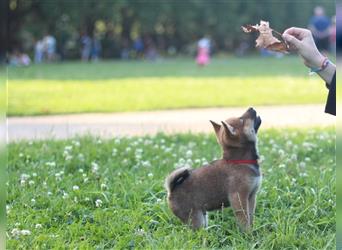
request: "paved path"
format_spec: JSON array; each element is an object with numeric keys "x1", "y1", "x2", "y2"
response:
[{"x1": 8, "y1": 104, "x2": 335, "y2": 141}]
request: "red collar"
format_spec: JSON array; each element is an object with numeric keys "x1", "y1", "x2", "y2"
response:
[{"x1": 225, "y1": 159, "x2": 258, "y2": 165}]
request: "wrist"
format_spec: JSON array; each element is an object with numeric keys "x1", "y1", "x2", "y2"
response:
[
  {"x1": 306, "y1": 53, "x2": 326, "y2": 69},
  {"x1": 309, "y1": 57, "x2": 330, "y2": 75}
]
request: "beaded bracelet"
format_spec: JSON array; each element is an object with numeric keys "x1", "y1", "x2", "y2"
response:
[{"x1": 309, "y1": 57, "x2": 330, "y2": 75}]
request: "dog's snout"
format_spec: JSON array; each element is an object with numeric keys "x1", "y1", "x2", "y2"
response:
[{"x1": 248, "y1": 107, "x2": 256, "y2": 116}]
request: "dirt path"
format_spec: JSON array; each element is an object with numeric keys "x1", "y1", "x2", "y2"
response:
[{"x1": 7, "y1": 104, "x2": 335, "y2": 141}]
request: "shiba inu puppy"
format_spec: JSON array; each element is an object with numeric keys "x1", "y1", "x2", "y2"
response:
[{"x1": 165, "y1": 107, "x2": 262, "y2": 231}]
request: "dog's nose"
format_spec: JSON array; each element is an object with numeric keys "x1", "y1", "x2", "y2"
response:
[{"x1": 248, "y1": 107, "x2": 257, "y2": 116}]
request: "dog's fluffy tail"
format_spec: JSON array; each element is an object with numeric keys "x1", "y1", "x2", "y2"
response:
[{"x1": 165, "y1": 167, "x2": 191, "y2": 194}]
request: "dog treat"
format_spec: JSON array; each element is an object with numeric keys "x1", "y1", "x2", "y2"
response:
[{"x1": 242, "y1": 20, "x2": 289, "y2": 53}]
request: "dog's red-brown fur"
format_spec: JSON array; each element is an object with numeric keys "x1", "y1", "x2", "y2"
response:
[{"x1": 165, "y1": 108, "x2": 262, "y2": 230}]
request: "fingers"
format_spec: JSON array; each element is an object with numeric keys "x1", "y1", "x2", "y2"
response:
[
  {"x1": 282, "y1": 34, "x2": 301, "y2": 50},
  {"x1": 283, "y1": 27, "x2": 311, "y2": 40}
]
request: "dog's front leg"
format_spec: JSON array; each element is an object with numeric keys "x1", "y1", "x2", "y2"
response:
[
  {"x1": 229, "y1": 192, "x2": 250, "y2": 231},
  {"x1": 188, "y1": 209, "x2": 206, "y2": 230},
  {"x1": 248, "y1": 191, "x2": 257, "y2": 227}
]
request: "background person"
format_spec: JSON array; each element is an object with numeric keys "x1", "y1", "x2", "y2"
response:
[
  {"x1": 308, "y1": 6, "x2": 331, "y2": 52},
  {"x1": 282, "y1": 27, "x2": 335, "y2": 116},
  {"x1": 43, "y1": 33, "x2": 57, "y2": 62},
  {"x1": 196, "y1": 36, "x2": 211, "y2": 66}
]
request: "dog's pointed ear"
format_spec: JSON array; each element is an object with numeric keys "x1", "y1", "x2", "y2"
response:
[
  {"x1": 210, "y1": 120, "x2": 221, "y2": 137},
  {"x1": 221, "y1": 121, "x2": 236, "y2": 137}
]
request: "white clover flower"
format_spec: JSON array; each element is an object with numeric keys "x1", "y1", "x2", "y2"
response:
[
  {"x1": 147, "y1": 173, "x2": 153, "y2": 178},
  {"x1": 35, "y1": 224, "x2": 43, "y2": 229},
  {"x1": 6, "y1": 205, "x2": 11, "y2": 214},
  {"x1": 135, "y1": 228, "x2": 145, "y2": 236},
  {"x1": 278, "y1": 149, "x2": 285, "y2": 156},
  {"x1": 156, "y1": 198, "x2": 162, "y2": 203},
  {"x1": 305, "y1": 157, "x2": 311, "y2": 162},
  {"x1": 11, "y1": 228, "x2": 21, "y2": 237},
  {"x1": 32, "y1": 173, "x2": 37, "y2": 177},
  {"x1": 85, "y1": 197, "x2": 90, "y2": 202},
  {"x1": 164, "y1": 147, "x2": 172, "y2": 153},
  {"x1": 20, "y1": 180, "x2": 26, "y2": 186},
  {"x1": 19, "y1": 153, "x2": 24, "y2": 157},
  {"x1": 142, "y1": 161, "x2": 151, "y2": 168},
  {"x1": 259, "y1": 155, "x2": 265, "y2": 162},
  {"x1": 290, "y1": 154, "x2": 297, "y2": 161},
  {"x1": 78, "y1": 168, "x2": 84, "y2": 173},
  {"x1": 20, "y1": 230, "x2": 31, "y2": 236},
  {"x1": 126, "y1": 147, "x2": 132, "y2": 152},
  {"x1": 95, "y1": 199, "x2": 103, "y2": 207},
  {"x1": 91, "y1": 162, "x2": 99, "y2": 173},
  {"x1": 45, "y1": 161, "x2": 56, "y2": 167},
  {"x1": 112, "y1": 148, "x2": 118, "y2": 156},
  {"x1": 97, "y1": 139, "x2": 102, "y2": 144},
  {"x1": 62, "y1": 192, "x2": 69, "y2": 199},
  {"x1": 64, "y1": 145, "x2": 73, "y2": 151},
  {"x1": 55, "y1": 173, "x2": 62, "y2": 181},
  {"x1": 115, "y1": 138, "x2": 121, "y2": 144},
  {"x1": 185, "y1": 150, "x2": 193, "y2": 158},
  {"x1": 72, "y1": 140, "x2": 80, "y2": 147},
  {"x1": 299, "y1": 162, "x2": 306, "y2": 168},
  {"x1": 28, "y1": 180, "x2": 35, "y2": 186},
  {"x1": 84, "y1": 177, "x2": 89, "y2": 183},
  {"x1": 78, "y1": 154, "x2": 85, "y2": 161},
  {"x1": 72, "y1": 185, "x2": 79, "y2": 191},
  {"x1": 47, "y1": 191, "x2": 52, "y2": 196},
  {"x1": 100, "y1": 183, "x2": 108, "y2": 190},
  {"x1": 65, "y1": 155, "x2": 73, "y2": 161},
  {"x1": 31, "y1": 198, "x2": 36, "y2": 203},
  {"x1": 20, "y1": 174, "x2": 30, "y2": 181}
]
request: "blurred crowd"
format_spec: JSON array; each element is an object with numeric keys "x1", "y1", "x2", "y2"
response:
[{"x1": 8, "y1": 6, "x2": 336, "y2": 67}]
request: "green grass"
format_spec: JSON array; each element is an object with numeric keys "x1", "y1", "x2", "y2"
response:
[
  {"x1": 7, "y1": 57, "x2": 328, "y2": 116},
  {"x1": 7, "y1": 128, "x2": 335, "y2": 249}
]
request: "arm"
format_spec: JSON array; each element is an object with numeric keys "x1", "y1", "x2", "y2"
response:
[
  {"x1": 282, "y1": 27, "x2": 336, "y2": 115},
  {"x1": 282, "y1": 27, "x2": 336, "y2": 84}
]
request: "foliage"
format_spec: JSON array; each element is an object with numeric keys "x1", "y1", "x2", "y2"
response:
[
  {"x1": 7, "y1": 57, "x2": 327, "y2": 116},
  {"x1": 8, "y1": 0, "x2": 335, "y2": 57},
  {"x1": 7, "y1": 128, "x2": 335, "y2": 249}
]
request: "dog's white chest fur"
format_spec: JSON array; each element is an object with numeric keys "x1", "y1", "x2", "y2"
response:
[{"x1": 252, "y1": 175, "x2": 262, "y2": 191}]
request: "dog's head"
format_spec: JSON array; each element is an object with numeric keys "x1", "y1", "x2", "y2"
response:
[{"x1": 210, "y1": 107, "x2": 262, "y2": 148}]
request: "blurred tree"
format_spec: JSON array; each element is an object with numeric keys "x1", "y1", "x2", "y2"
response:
[{"x1": 7, "y1": 0, "x2": 335, "y2": 59}]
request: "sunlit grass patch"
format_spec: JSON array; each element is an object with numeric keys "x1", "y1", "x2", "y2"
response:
[
  {"x1": 8, "y1": 76, "x2": 325, "y2": 116},
  {"x1": 7, "y1": 127, "x2": 335, "y2": 249}
]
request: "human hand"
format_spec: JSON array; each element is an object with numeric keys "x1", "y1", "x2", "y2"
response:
[{"x1": 282, "y1": 27, "x2": 325, "y2": 69}]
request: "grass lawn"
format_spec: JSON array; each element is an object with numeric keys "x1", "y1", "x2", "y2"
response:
[
  {"x1": 7, "y1": 57, "x2": 328, "y2": 116},
  {"x1": 7, "y1": 128, "x2": 335, "y2": 249}
]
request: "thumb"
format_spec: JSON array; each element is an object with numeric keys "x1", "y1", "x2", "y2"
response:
[{"x1": 282, "y1": 34, "x2": 301, "y2": 49}]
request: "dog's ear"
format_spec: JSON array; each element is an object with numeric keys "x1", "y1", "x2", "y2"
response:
[
  {"x1": 221, "y1": 121, "x2": 236, "y2": 137},
  {"x1": 210, "y1": 120, "x2": 221, "y2": 138}
]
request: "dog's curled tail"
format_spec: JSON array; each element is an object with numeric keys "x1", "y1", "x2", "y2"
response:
[{"x1": 165, "y1": 167, "x2": 191, "y2": 194}]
